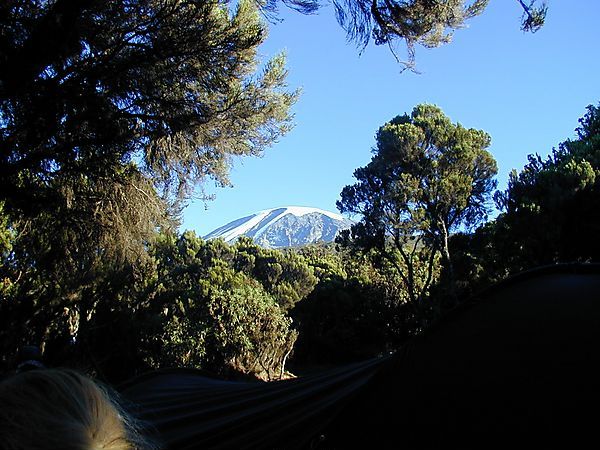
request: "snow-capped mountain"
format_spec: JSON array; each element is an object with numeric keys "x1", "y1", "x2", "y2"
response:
[{"x1": 204, "y1": 206, "x2": 353, "y2": 248}]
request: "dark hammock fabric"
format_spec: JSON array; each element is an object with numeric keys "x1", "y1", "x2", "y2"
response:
[
  {"x1": 121, "y1": 264, "x2": 600, "y2": 449},
  {"x1": 120, "y1": 356, "x2": 392, "y2": 449}
]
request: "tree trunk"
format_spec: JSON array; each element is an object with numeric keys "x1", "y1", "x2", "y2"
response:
[{"x1": 440, "y1": 222, "x2": 457, "y2": 304}]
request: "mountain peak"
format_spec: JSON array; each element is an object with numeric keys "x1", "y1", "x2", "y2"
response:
[
  {"x1": 204, "y1": 206, "x2": 353, "y2": 248},
  {"x1": 258, "y1": 206, "x2": 345, "y2": 221}
]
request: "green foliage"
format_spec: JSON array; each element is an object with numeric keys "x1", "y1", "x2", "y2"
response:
[
  {"x1": 0, "y1": 0, "x2": 297, "y2": 272},
  {"x1": 336, "y1": 0, "x2": 487, "y2": 50},
  {"x1": 0, "y1": 1, "x2": 298, "y2": 377},
  {"x1": 0, "y1": 203, "x2": 12, "y2": 257},
  {"x1": 338, "y1": 104, "x2": 497, "y2": 305},
  {"x1": 331, "y1": 0, "x2": 546, "y2": 68},
  {"x1": 154, "y1": 269, "x2": 296, "y2": 380},
  {"x1": 137, "y1": 232, "x2": 313, "y2": 379},
  {"x1": 0, "y1": 229, "x2": 318, "y2": 380},
  {"x1": 493, "y1": 103, "x2": 600, "y2": 270},
  {"x1": 290, "y1": 243, "x2": 421, "y2": 367},
  {"x1": 445, "y1": 102, "x2": 600, "y2": 301},
  {"x1": 518, "y1": 0, "x2": 548, "y2": 32},
  {"x1": 233, "y1": 237, "x2": 318, "y2": 310},
  {"x1": 0, "y1": 0, "x2": 556, "y2": 381},
  {"x1": 244, "y1": 0, "x2": 546, "y2": 70}
]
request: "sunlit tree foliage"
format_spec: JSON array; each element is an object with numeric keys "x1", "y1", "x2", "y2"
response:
[{"x1": 338, "y1": 104, "x2": 497, "y2": 304}]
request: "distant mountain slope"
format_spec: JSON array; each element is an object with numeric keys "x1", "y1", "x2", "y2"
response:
[{"x1": 204, "y1": 206, "x2": 353, "y2": 248}]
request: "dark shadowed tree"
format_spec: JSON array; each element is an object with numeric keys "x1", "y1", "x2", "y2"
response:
[
  {"x1": 290, "y1": 243, "x2": 417, "y2": 368},
  {"x1": 494, "y1": 102, "x2": 600, "y2": 269},
  {"x1": 0, "y1": 0, "x2": 298, "y2": 371},
  {"x1": 331, "y1": 0, "x2": 546, "y2": 68},
  {"x1": 338, "y1": 104, "x2": 497, "y2": 305},
  {"x1": 269, "y1": 0, "x2": 548, "y2": 69},
  {"x1": 0, "y1": 0, "x2": 298, "y2": 267},
  {"x1": 443, "y1": 103, "x2": 600, "y2": 304}
]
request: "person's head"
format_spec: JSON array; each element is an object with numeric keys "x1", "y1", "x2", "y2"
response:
[{"x1": 0, "y1": 368, "x2": 149, "y2": 450}]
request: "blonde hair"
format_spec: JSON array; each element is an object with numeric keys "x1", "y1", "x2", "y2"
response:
[{"x1": 0, "y1": 369, "x2": 151, "y2": 450}]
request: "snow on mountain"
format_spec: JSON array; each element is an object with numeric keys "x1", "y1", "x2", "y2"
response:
[{"x1": 204, "y1": 206, "x2": 354, "y2": 248}]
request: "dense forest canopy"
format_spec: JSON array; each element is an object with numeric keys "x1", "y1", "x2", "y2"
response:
[
  {"x1": 2, "y1": 103, "x2": 600, "y2": 381},
  {"x1": 0, "y1": 0, "x2": 299, "y2": 377},
  {"x1": 6, "y1": 0, "x2": 599, "y2": 385}
]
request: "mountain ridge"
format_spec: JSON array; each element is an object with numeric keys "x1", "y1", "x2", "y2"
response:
[{"x1": 204, "y1": 206, "x2": 353, "y2": 248}]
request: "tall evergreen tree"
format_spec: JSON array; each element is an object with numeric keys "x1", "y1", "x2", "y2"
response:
[{"x1": 338, "y1": 104, "x2": 497, "y2": 304}]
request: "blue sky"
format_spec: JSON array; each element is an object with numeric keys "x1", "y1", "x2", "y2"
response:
[{"x1": 182, "y1": 1, "x2": 600, "y2": 236}]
